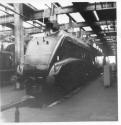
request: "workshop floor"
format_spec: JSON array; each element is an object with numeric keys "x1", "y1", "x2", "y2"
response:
[{"x1": 0, "y1": 76, "x2": 118, "y2": 122}]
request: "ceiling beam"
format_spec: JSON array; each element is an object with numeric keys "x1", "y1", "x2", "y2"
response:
[
  {"x1": 95, "y1": 20, "x2": 116, "y2": 26},
  {"x1": 103, "y1": 36, "x2": 116, "y2": 39},
  {"x1": 31, "y1": 3, "x2": 116, "y2": 20},
  {"x1": 30, "y1": 6, "x2": 77, "y2": 20},
  {"x1": 0, "y1": 3, "x2": 116, "y2": 22},
  {"x1": 0, "y1": 15, "x2": 14, "y2": 25},
  {"x1": 0, "y1": 14, "x2": 88, "y2": 29},
  {"x1": 0, "y1": 27, "x2": 43, "y2": 36},
  {"x1": 0, "y1": 15, "x2": 116, "y2": 28},
  {"x1": 100, "y1": 30, "x2": 116, "y2": 35},
  {"x1": 24, "y1": 27, "x2": 43, "y2": 34},
  {"x1": 0, "y1": 27, "x2": 93, "y2": 36},
  {"x1": 0, "y1": 30, "x2": 13, "y2": 35},
  {"x1": 85, "y1": 2, "x2": 116, "y2": 11},
  {"x1": 0, "y1": 15, "x2": 116, "y2": 29},
  {"x1": 60, "y1": 22, "x2": 88, "y2": 29}
]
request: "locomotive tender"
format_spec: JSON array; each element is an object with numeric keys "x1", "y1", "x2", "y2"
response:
[{"x1": 17, "y1": 30, "x2": 102, "y2": 95}]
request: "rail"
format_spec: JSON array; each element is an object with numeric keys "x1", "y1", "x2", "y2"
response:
[{"x1": 0, "y1": 95, "x2": 35, "y2": 122}]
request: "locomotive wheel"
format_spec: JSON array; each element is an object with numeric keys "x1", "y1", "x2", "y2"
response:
[
  {"x1": 24, "y1": 79, "x2": 34, "y2": 95},
  {"x1": 25, "y1": 78, "x2": 44, "y2": 96}
]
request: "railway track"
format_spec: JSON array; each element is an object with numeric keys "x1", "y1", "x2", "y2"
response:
[
  {"x1": 0, "y1": 72, "x2": 101, "y2": 122},
  {"x1": 0, "y1": 81, "x2": 83, "y2": 111},
  {"x1": 1, "y1": 72, "x2": 101, "y2": 111}
]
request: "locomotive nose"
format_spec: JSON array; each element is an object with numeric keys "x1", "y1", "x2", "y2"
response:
[{"x1": 17, "y1": 63, "x2": 48, "y2": 77}]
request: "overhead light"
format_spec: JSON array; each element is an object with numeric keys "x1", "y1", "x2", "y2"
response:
[
  {"x1": 83, "y1": 26, "x2": 92, "y2": 31},
  {"x1": 70, "y1": 12, "x2": 85, "y2": 22},
  {"x1": 93, "y1": 10, "x2": 99, "y2": 21}
]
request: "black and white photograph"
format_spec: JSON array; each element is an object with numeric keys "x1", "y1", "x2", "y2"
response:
[{"x1": 0, "y1": 0, "x2": 119, "y2": 123}]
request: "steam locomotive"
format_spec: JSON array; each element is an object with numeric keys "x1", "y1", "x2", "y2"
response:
[
  {"x1": 0, "y1": 43, "x2": 15, "y2": 84},
  {"x1": 17, "y1": 30, "x2": 102, "y2": 95}
]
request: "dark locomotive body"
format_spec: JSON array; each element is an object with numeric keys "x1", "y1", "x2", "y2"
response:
[
  {"x1": 17, "y1": 30, "x2": 102, "y2": 95},
  {"x1": 0, "y1": 43, "x2": 15, "y2": 85}
]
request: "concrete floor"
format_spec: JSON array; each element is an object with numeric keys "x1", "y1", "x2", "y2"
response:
[{"x1": 0, "y1": 76, "x2": 118, "y2": 122}]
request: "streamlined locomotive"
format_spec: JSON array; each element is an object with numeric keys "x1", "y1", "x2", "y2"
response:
[{"x1": 17, "y1": 30, "x2": 102, "y2": 95}]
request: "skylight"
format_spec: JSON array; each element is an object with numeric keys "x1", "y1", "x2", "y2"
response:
[
  {"x1": 70, "y1": 12, "x2": 85, "y2": 22},
  {"x1": 83, "y1": 26, "x2": 92, "y2": 31},
  {"x1": 2, "y1": 3, "x2": 13, "y2": 9},
  {"x1": 0, "y1": 25, "x2": 11, "y2": 31},
  {"x1": 30, "y1": 2, "x2": 51, "y2": 10},
  {"x1": 23, "y1": 21, "x2": 33, "y2": 28},
  {"x1": 34, "y1": 20, "x2": 45, "y2": 26},
  {"x1": 100, "y1": 25, "x2": 111, "y2": 30},
  {"x1": 57, "y1": 14, "x2": 69, "y2": 24},
  {"x1": 0, "y1": 10, "x2": 5, "y2": 16},
  {"x1": 59, "y1": 2, "x2": 73, "y2": 7},
  {"x1": 89, "y1": 2, "x2": 95, "y2": 3},
  {"x1": 0, "y1": 4, "x2": 14, "y2": 16}
]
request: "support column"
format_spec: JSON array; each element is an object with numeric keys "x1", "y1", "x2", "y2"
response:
[
  {"x1": 104, "y1": 64, "x2": 111, "y2": 87},
  {"x1": 14, "y1": 4, "x2": 24, "y2": 65},
  {"x1": 68, "y1": 16, "x2": 73, "y2": 33}
]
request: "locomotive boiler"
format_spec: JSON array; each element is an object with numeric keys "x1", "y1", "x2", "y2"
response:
[{"x1": 17, "y1": 30, "x2": 102, "y2": 95}]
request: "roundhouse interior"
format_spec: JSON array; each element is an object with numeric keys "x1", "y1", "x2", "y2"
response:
[{"x1": 0, "y1": 1, "x2": 118, "y2": 122}]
